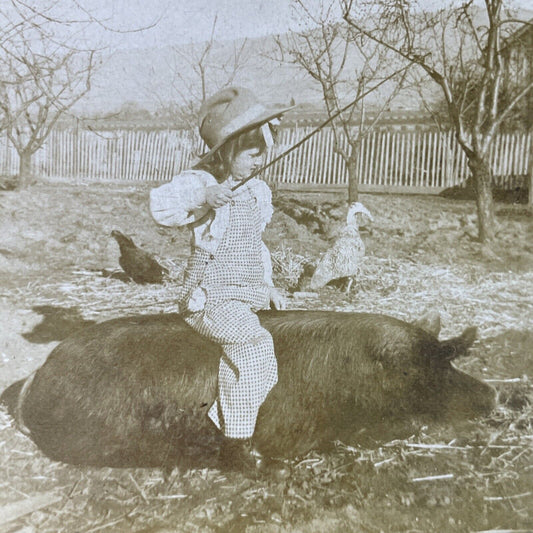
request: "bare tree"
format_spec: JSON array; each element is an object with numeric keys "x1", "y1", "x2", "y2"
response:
[
  {"x1": 149, "y1": 17, "x2": 252, "y2": 132},
  {"x1": 0, "y1": 36, "x2": 95, "y2": 187},
  {"x1": 0, "y1": 1, "x2": 97, "y2": 187},
  {"x1": 0, "y1": 0, "x2": 160, "y2": 188},
  {"x1": 343, "y1": 0, "x2": 533, "y2": 243},
  {"x1": 274, "y1": 0, "x2": 408, "y2": 203}
]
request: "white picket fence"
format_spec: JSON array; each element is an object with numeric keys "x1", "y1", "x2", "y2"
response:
[{"x1": 0, "y1": 127, "x2": 530, "y2": 192}]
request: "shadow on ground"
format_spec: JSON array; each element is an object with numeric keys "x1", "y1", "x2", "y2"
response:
[{"x1": 22, "y1": 305, "x2": 96, "y2": 343}]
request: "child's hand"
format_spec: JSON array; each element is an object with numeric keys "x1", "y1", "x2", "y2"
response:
[
  {"x1": 205, "y1": 184, "x2": 233, "y2": 208},
  {"x1": 269, "y1": 287, "x2": 286, "y2": 310}
]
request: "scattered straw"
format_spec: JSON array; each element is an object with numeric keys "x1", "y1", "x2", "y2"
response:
[
  {"x1": 271, "y1": 245, "x2": 310, "y2": 290},
  {"x1": 288, "y1": 256, "x2": 533, "y2": 338},
  {"x1": 1, "y1": 254, "x2": 530, "y2": 340}
]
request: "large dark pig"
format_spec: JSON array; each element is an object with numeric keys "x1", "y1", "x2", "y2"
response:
[{"x1": 1, "y1": 311, "x2": 495, "y2": 469}]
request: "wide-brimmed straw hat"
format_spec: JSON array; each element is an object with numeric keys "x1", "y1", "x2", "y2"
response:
[{"x1": 195, "y1": 87, "x2": 294, "y2": 166}]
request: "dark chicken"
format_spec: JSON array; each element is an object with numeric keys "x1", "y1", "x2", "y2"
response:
[{"x1": 111, "y1": 230, "x2": 168, "y2": 284}]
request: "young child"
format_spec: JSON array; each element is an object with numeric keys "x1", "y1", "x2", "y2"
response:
[{"x1": 150, "y1": 87, "x2": 292, "y2": 469}]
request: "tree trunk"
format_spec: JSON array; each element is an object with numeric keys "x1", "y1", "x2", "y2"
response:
[
  {"x1": 468, "y1": 155, "x2": 496, "y2": 242},
  {"x1": 347, "y1": 155, "x2": 359, "y2": 203},
  {"x1": 18, "y1": 150, "x2": 33, "y2": 189}
]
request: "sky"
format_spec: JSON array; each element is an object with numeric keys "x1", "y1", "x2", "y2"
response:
[
  {"x1": 80, "y1": 0, "x2": 301, "y2": 49},
  {"x1": 77, "y1": 0, "x2": 533, "y2": 50},
  {"x1": 5, "y1": 0, "x2": 532, "y2": 114},
  {"x1": 7, "y1": 0, "x2": 532, "y2": 52}
]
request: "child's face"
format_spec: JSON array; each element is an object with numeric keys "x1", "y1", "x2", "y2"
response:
[{"x1": 230, "y1": 147, "x2": 265, "y2": 181}]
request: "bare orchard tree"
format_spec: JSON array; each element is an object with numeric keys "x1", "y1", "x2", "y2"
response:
[
  {"x1": 150, "y1": 17, "x2": 252, "y2": 132},
  {"x1": 0, "y1": 0, "x2": 159, "y2": 188},
  {"x1": 0, "y1": 1, "x2": 95, "y2": 188},
  {"x1": 343, "y1": 0, "x2": 533, "y2": 243},
  {"x1": 275, "y1": 1, "x2": 408, "y2": 202},
  {"x1": 0, "y1": 36, "x2": 95, "y2": 187}
]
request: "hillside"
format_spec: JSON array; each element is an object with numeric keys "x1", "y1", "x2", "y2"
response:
[
  {"x1": 76, "y1": 33, "x2": 420, "y2": 118},
  {"x1": 77, "y1": 36, "x2": 320, "y2": 115},
  {"x1": 74, "y1": 6, "x2": 533, "y2": 120}
]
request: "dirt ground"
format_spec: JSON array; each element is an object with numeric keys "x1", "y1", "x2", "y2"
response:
[{"x1": 0, "y1": 180, "x2": 532, "y2": 532}]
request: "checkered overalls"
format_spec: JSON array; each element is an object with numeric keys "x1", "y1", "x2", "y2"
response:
[{"x1": 181, "y1": 186, "x2": 278, "y2": 439}]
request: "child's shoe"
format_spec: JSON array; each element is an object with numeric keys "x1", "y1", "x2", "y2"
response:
[{"x1": 219, "y1": 437, "x2": 261, "y2": 471}]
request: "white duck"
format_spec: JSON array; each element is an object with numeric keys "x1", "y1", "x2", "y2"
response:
[{"x1": 308, "y1": 202, "x2": 373, "y2": 292}]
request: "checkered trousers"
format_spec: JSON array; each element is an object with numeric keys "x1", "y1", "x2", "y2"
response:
[
  {"x1": 183, "y1": 186, "x2": 278, "y2": 439},
  {"x1": 185, "y1": 300, "x2": 277, "y2": 438}
]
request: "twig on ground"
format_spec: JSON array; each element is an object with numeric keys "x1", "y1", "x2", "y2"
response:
[
  {"x1": 483, "y1": 491, "x2": 533, "y2": 502},
  {"x1": 485, "y1": 378, "x2": 525, "y2": 383},
  {"x1": 475, "y1": 530, "x2": 533, "y2": 533},
  {"x1": 128, "y1": 473, "x2": 149, "y2": 504},
  {"x1": 152, "y1": 494, "x2": 188, "y2": 500},
  {"x1": 410, "y1": 473, "x2": 454, "y2": 482},
  {"x1": 373, "y1": 457, "x2": 395, "y2": 467}
]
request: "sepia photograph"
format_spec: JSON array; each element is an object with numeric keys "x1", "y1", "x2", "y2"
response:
[{"x1": 0, "y1": 0, "x2": 532, "y2": 531}]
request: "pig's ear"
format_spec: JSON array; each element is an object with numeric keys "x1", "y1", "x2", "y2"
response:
[
  {"x1": 459, "y1": 326, "x2": 478, "y2": 348},
  {"x1": 437, "y1": 326, "x2": 478, "y2": 361}
]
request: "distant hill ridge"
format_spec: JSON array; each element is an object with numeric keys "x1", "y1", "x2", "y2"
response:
[
  {"x1": 75, "y1": 7, "x2": 532, "y2": 119},
  {"x1": 77, "y1": 31, "x2": 423, "y2": 118}
]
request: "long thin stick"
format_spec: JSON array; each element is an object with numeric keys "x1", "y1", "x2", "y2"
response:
[{"x1": 230, "y1": 64, "x2": 411, "y2": 192}]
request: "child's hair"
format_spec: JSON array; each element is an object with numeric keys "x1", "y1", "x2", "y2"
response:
[{"x1": 197, "y1": 125, "x2": 276, "y2": 182}]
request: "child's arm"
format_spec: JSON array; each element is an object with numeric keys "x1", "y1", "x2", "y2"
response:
[
  {"x1": 262, "y1": 242, "x2": 274, "y2": 287},
  {"x1": 150, "y1": 171, "x2": 221, "y2": 227},
  {"x1": 205, "y1": 183, "x2": 233, "y2": 208},
  {"x1": 256, "y1": 182, "x2": 286, "y2": 310},
  {"x1": 261, "y1": 243, "x2": 285, "y2": 310}
]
